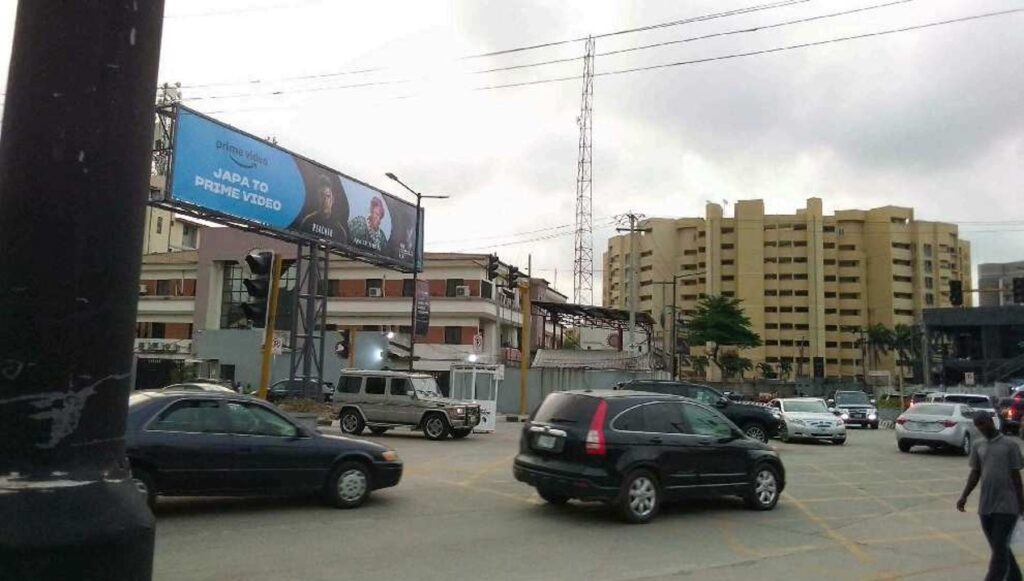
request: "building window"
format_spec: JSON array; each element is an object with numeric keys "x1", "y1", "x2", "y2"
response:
[
  {"x1": 794, "y1": 274, "x2": 808, "y2": 280},
  {"x1": 794, "y1": 257, "x2": 808, "y2": 264},
  {"x1": 722, "y1": 228, "x2": 734, "y2": 234},
  {"x1": 795, "y1": 324, "x2": 809, "y2": 331},
  {"x1": 765, "y1": 306, "x2": 778, "y2": 313},
  {"x1": 823, "y1": 243, "x2": 836, "y2": 249},
  {"x1": 765, "y1": 241, "x2": 778, "y2": 247},
  {"x1": 839, "y1": 309, "x2": 860, "y2": 316},
  {"x1": 924, "y1": 260, "x2": 933, "y2": 273},
  {"x1": 765, "y1": 323, "x2": 779, "y2": 330},
  {"x1": 779, "y1": 290, "x2": 793, "y2": 297},
  {"x1": 220, "y1": 262, "x2": 247, "y2": 329},
  {"x1": 764, "y1": 290, "x2": 778, "y2": 297},
  {"x1": 826, "y1": 341, "x2": 838, "y2": 348},
  {"x1": 722, "y1": 243, "x2": 734, "y2": 250},
  {"x1": 823, "y1": 225, "x2": 836, "y2": 233},
  {"x1": 722, "y1": 291, "x2": 735, "y2": 297},
  {"x1": 780, "y1": 340, "x2": 794, "y2": 347},
  {"x1": 640, "y1": 250, "x2": 653, "y2": 257},
  {"x1": 722, "y1": 259, "x2": 734, "y2": 266},
  {"x1": 683, "y1": 249, "x2": 697, "y2": 256},
  {"x1": 925, "y1": 277, "x2": 934, "y2": 289},
  {"x1": 481, "y1": 281, "x2": 493, "y2": 300},
  {"x1": 839, "y1": 293, "x2": 860, "y2": 300},
  {"x1": 826, "y1": 325, "x2": 838, "y2": 332},
  {"x1": 925, "y1": 293, "x2": 935, "y2": 306},
  {"x1": 722, "y1": 275, "x2": 735, "y2": 281},
  {"x1": 794, "y1": 241, "x2": 807, "y2": 247},
  {"x1": 780, "y1": 323, "x2": 794, "y2": 330},
  {"x1": 444, "y1": 327, "x2": 462, "y2": 345},
  {"x1": 841, "y1": 341, "x2": 856, "y2": 349},
  {"x1": 446, "y1": 279, "x2": 464, "y2": 297},
  {"x1": 765, "y1": 273, "x2": 778, "y2": 280},
  {"x1": 838, "y1": 260, "x2": 859, "y2": 267},
  {"x1": 824, "y1": 275, "x2": 837, "y2": 282},
  {"x1": 839, "y1": 276, "x2": 860, "y2": 283},
  {"x1": 824, "y1": 259, "x2": 837, "y2": 266},
  {"x1": 780, "y1": 306, "x2": 794, "y2": 313},
  {"x1": 825, "y1": 292, "x2": 837, "y2": 298},
  {"x1": 894, "y1": 292, "x2": 913, "y2": 300},
  {"x1": 366, "y1": 279, "x2": 383, "y2": 297},
  {"x1": 794, "y1": 290, "x2": 809, "y2": 297},
  {"x1": 156, "y1": 280, "x2": 172, "y2": 296},
  {"x1": 894, "y1": 275, "x2": 913, "y2": 283},
  {"x1": 892, "y1": 242, "x2": 912, "y2": 250},
  {"x1": 895, "y1": 309, "x2": 915, "y2": 317},
  {"x1": 825, "y1": 308, "x2": 837, "y2": 315},
  {"x1": 924, "y1": 244, "x2": 933, "y2": 258},
  {"x1": 892, "y1": 259, "x2": 913, "y2": 267},
  {"x1": 156, "y1": 216, "x2": 163, "y2": 234},
  {"x1": 795, "y1": 306, "x2": 809, "y2": 313},
  {"x1": 839, "y1": 244, "x2": 856, "y2": 251}
]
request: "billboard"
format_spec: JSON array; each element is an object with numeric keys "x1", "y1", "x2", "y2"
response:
[{"x1": 165, "y1": 106, "x2": 422, "y2": 271}]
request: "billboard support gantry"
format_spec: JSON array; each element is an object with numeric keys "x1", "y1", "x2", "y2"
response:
[{"x1": 152, "y1": 104, "x2": 423, "y2": 273}]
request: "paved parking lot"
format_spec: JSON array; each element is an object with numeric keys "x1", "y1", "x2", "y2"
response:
[{"x1": 153, "y1": 422, "x2": 1005, "y2": 581}]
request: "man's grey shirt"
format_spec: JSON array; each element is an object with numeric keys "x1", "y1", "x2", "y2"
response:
[{"x1": 970, "y1": 434, "x2": 1024, "y2": 515}]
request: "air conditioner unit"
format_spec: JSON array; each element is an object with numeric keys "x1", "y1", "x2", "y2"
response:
[
  {"x1": 368, "y1": 287, "x2": 384, "y2": 298},
  {"x1": 455, "y1": 286, "x2": 471, "y2": 297},
  {"x1": 164, "y1": 343, "x2": 176, "y2": 352},
  {"x1": 139, "y1": 284, "x2": 148, "y2": 295},
  {"x1": 148, "y1": 342, "x2": 161, "y2": 351}
]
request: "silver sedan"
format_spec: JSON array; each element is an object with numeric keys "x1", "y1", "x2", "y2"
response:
[{"x1": 895, "y1": 403, "x2": 977, "y2": 456}]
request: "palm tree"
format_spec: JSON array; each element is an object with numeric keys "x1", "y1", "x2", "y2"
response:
[
  {"x1": 756, "y1": 361, "x2": 777, "y2": 380},
  {"x1": 778, "y1": 359, "x2": 793, "y2": 382},
  {"x1": 865, "y1": 324, "x2": 894, "y2": 372},
  {"x1": 892, "y1": 324, "x2": 922, "y2": 382}
]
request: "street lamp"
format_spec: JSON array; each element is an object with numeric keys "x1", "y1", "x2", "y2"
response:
[{"x1": 385, "y1": 172, "x2": 449, "y2": 371}]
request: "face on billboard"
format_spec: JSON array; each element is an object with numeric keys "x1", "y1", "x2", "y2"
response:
[{"x1": 167, "y1": 107, "x2": 421, "y2": 270}]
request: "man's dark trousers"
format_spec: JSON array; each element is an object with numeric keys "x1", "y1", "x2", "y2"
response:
[{"x1": 981, "y1": 513, "x2": 1022, "y2": 581}]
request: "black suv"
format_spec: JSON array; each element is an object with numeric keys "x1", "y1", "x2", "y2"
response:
[
  {"x1": 616, "y1": 380, "x2": 781, "y2": 443},
  {"x1": 828, "y1": 390, "x2": 879, "y2": 429},
  {"x1": 513, "y1": 390, "x2": 786, "y2": 523}
]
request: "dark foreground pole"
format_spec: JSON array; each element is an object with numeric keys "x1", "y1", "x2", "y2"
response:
[{"x1": 0, "y1": 1, "x2": 165, "y2": 579}]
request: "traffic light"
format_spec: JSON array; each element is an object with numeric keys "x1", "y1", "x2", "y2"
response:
[
  {"x1": 1013, "y1": 278, "x2": 1024, "y2": 304},
  {"x1": 242, "y1": 250, "x2": 274, "y2": 328},
  {"x1": 949, "y1": 280, "x2": 963, "y2": 307},
  {"x1": 486, "y1": 254, "x2": 499, "y2": 281},
  {"x1": 507, "y1": 266, "x2": 521, "y2": 288},
  {"x1": 335, "y1": 329, "x2": 351, "y2": 360}
]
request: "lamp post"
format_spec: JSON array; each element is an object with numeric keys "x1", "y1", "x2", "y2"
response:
[
  {"x1": 385, "y1": 173, "x2": 448, "y2": 371},
  {"x1": 651, "y1": 271, "x2": 706, "y2": 380}
]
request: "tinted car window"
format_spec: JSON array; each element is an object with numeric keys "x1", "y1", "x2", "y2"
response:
[
  {"x1": 339, "y1": 376, "x2": 362, "y2": 394},
  {"x1": 224, "y1": 402, "x2": 299, "y2": 437},
  {"x1": 635, "y1": 383, "x2": 689, "y2": 398},
  {"x1": 908, "y1": 404, "x2": 955, "y2": 416},
  {"x1": 644, "y1": 403, "x2": 687, "y2": 434},
  {"x1": 533, "y1": 393, "x2": 599, "y2": 424},
  {"x1": 148, "y1": 400, "x2": 224, "y2": 433},
  {"x1": 681, "y1": 405, "x2": 733, "y2": 439},
  {"x1": 689, "y1": 386, "x2": 720, "y2": 406},
  {"x1": 613, "y1": 406, "x2": 645, "y2": 431},
  {"x1": 390, "y1": 379, "x2": 410, "y2": 397},
  {"x1": 365, "y1": 377, "x2": 386, "y2": 395}
]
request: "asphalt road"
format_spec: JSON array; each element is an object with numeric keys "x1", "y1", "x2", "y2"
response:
[{"x1": 153, "y1": 423, "x2": 1005, "y2": 581}]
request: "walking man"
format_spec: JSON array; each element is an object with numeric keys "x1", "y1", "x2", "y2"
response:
[{"x1": 958, "y1": 413, "x2": 1024, "y2": 581}]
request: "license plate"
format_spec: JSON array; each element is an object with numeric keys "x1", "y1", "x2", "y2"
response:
[{"x1": 535, "y1": 434, "x2": 556, "y2": 450}]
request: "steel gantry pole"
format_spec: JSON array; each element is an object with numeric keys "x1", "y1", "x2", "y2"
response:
[{"x1": 0, "y1": 1, "x2": 165, "y2": 578}]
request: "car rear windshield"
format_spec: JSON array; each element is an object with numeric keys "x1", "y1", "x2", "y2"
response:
[
  {"x1": 533, "y1": 393, "x2": 600, "y2": 425},
  {"x1": 909, "y1": 404, "x2": 955, "y2": 416}
]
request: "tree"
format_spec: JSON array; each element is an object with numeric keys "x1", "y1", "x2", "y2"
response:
[
  {"x1": 756, "y1": 361, "x2": 777, "y2": 380},
  {"x1": 864, "y1": 324, "x2": 894, "y2": 372},
  {"x1": 892, "y1": 324, "x2": 922, "y2": 381},
  {"x1": 720, "y1": 353, "x2": 754, "y2": 380},
  {"x1": 686, "y1": 295, "x2": 762, "y2": 374},
  {"x1": 686, "y1": 355, "x2": 709, "y2": 379},
  {"x1": 562, "y1": 328, "x2": 581, "y2": 350},
  {"x1": 778, "y1": 359, "x2": 793, "y2": 382}
]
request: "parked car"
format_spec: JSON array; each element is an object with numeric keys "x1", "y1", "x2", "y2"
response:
[
  {"x1": 827, "y1": 390, "x2": 879, "y2": 429},
  {"x1": 333, "y1": 370, "x2": 481, "y2": 440},
  {"x1": 513, "y1": 390, "x2": 786, "y2": 524},
  {"x1": 771, "y1": 398, "x2": 847, "y2": 445},
  {"x1": 125, "y1": 391, "x2": 402, "y2": 509},
  {"x1": 926, "y1": 393, "x2": 1001, "y2": 431},
  {"x1": 998, "y1": 393, "x2": 1024, "y2": 434},
  {"x1": 267, "y1": 378, "x2": 334, "y2": 403},
  {"x1": 160, "y1": 382, "x2": 236, "y2": 394},
  {"x1": 616, "y1": 380, "x2": 781, "y2": 443},
  {"x1": 895, "y1": 402, "x2": 978, "y2": 455}
]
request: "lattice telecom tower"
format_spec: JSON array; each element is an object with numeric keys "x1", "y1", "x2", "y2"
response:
[{"x1": 572, "y1": 36, "x2": 596, "y2": 305}]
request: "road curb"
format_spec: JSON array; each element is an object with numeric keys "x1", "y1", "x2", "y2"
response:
[{"x1": 879, "y1": 420, "x2": 895, "y2": 430}]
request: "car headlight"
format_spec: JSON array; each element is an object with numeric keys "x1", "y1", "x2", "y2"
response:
[
  {"x1": 868, "y1": 411, "x2": 877, "y2": 420},
  {"x1": 840, "y1": 412, "x2": 849, "y2": 420},
  {"x1": 771, "y1": 410, "x2": 782, "y2": 419},
  {"x1": 835, "y1": 419, "x2": 845, "y2": 426},
  {"x1": 453, "y1": 407, "x2": 465, "y2": 416},
  {"x1": 381, "y1": 450, "x2": 399, "y2": 462}
]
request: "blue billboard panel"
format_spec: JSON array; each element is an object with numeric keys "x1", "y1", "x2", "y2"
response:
[{"x1": 167, "y1": 107, "x2": 421, "y2": 271}]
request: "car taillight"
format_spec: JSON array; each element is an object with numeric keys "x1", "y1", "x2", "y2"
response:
[
  {"x1": 942, "y1": 419, "x2": 957, "y2": 428},
  {"x1": 585, "y1": 400, "x2": 608, "y2": 456},
  {"x1": 1010, "y1": 408, "x2": 1017, "y2": 420},
  {"x1": 896, "y1": 417, "x2": 907, "y2": 425}
]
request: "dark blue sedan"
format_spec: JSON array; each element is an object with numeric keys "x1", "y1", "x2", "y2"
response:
[{"x1": 126, "y1": 390, "x2": 402, "y2": 509}]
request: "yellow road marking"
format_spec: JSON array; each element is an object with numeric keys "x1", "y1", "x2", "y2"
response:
[{"x1": 783, "y1": 492, "x2": 875, "y2": 564}]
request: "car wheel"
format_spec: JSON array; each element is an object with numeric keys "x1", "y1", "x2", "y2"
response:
[
  {"x1": 131, "y1": 467, "x2": 156, "y2": 510},
  {"x1": 871, "y1": 423, "x2": 879, "y2": 430},
  {"x1": 537, "y1": 487, "x2": 570, "y2": 505},
  {"x1": 960, "y1": 433, "x2": 972, "y2": 457},
  {"x1": 616, "y1": 470, "x2": 659, "y2": 524},
  {"x1": 451, "y1": 428, "x2": 472, "y2": 439},
  {"x1": 339, "y1": 409, "x2": 365, "y2": 435},
  {"x1": 744, "y1": 464, "x2": 780, "y2": 511},
  {"x1": 325, "y1": 461, "x2": 372, "y2": 509},
  {"x1": 898, "y1": 440, "x2": 912, "y2": 453},
  {"x1": 422, "y1": 414, "x2": 451, "y2": 440},
  {"x1": 833, "y1": 437, "x2": 846, "y2": 446},
  {"x1": 742, "y1": 422, "x2": 769, "y2": 443},
  {"x1": 368, "y1": 427, "x2": 389, "y2": 436}
]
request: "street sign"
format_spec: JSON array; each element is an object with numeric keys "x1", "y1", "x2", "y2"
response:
[
  {"x1": 272, "y1": 334, "x2": 284, "y2": 356},
  {"x1": 472, "y1": 333, "x2": 483, "y2": 354},
  {"x1": 964, "y1": 372, "x2": 975, "y2": 386}
]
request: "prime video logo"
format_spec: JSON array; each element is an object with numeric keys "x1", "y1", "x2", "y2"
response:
[{"x1": 216, "y1": 140, "x2": 269, "y2": 169}]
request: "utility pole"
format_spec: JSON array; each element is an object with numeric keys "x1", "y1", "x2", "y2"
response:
[
  {"x1": 617, "y1": 212, "x2": 646, "y2": 353},
  {"x1": 256, "y1": 255, "x2": 284, "y2": 400},
  {"x1": 0, "y1": 2, "x2": 164, "y2": 578}
]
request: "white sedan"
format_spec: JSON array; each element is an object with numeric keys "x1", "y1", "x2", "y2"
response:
[{"x1": 772, "y1": 398, "x2": 847, "y2": 445}]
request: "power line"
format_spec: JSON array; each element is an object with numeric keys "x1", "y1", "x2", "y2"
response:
[
  {"x1": 477, "y1": 8, "x2": 1024, "y2": 91},
  {"x1": 175, "y1": 0, "x2": 813, "y2": 91}
]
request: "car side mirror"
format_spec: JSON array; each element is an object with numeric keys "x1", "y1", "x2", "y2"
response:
[
  {"x1": 408, "y1": 391, "x2": 417, "y2": 400},
  {"x1": 716, "y1": 397, "x2": 729, "y2": 408}
]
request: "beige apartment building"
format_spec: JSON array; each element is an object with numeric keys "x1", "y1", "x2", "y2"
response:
[{"x1": 603, "y1": 198, "x2": 972, "y2": 379}]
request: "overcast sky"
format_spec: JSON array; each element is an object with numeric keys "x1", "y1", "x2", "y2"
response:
[{"x1": 1, "y1": 0, "x2": 1022, "y2": 302}]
